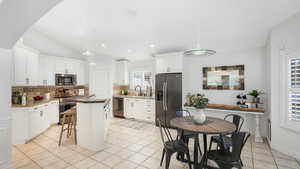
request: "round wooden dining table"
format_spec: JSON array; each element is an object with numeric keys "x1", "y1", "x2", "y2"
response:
[{"x1": 170, "y1": 116, "x2": 236, "y2": 169}]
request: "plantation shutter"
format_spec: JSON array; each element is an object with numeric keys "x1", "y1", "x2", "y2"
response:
[{"x1": 289, "y1": 59, "x2": 300, "y2": 121}]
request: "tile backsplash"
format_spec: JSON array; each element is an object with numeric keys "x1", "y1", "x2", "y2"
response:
[{"x1": 12, "y1": 85, "x2": 89, "y2": 105}]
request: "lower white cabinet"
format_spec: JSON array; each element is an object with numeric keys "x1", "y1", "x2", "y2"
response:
[
  {"x1": 11, "y1": 109, "x2": 29, "y2": 145},
  {"x1": 123, "y1": 98, "x2": 155, "y2": 122},
  {"x1": 29, "y1": 106, "x2": 46, "y2": 139},
  {"x1": 47, "y1": 101, "x2": 59, "y2": 124},
  {"x1": 12, "y1": 100, "x2": 59, "y2": 144}
]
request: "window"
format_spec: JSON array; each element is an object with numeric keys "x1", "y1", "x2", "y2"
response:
[
  {"x1": 288, "y1": 59, "x2": 300, "y2": 121},
  {"x1": 130, "y1": 71, "x2": 153, "y2": 90}
]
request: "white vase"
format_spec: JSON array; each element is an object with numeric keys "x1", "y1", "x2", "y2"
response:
[{"x1": 192, "y1": 108, "x2": 206, "y2": 124}]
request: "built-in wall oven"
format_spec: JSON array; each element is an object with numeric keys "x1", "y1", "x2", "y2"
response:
[{"x1": 55, "y1": 74, "x2": 77, "y2": 86}]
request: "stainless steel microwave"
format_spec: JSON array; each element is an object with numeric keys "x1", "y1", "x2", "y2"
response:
[{"x1": 55, "y1": 74, "x2": 77, "y2": 86}]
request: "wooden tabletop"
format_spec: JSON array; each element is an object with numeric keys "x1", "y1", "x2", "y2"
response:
[{"x1": 170, "y1": 117, "x2": 236, "y2": 134}]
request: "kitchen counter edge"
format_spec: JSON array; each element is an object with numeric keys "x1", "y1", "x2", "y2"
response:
[{"x1": 113, "y1": 95, "x2": 155, "y2": 99}]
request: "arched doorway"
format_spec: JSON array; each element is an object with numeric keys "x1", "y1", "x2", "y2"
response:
[{"x1": 0, "y1": 1, "x2": 62, "y2": 168}]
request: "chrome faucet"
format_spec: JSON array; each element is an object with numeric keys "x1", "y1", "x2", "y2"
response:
[{"x1": 134, "y1": 85, "x2": 142, "y2": 96}]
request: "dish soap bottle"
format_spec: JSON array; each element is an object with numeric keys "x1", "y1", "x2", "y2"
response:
[{"x1": 21, "y1": 93, "x2": 27, "y2": 106}]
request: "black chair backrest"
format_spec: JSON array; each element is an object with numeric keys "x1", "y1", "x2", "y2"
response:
[
  {"x1": 225, "y1": 114, "x2": 244, "y2": 132},
  {"x1": 157, "y1": 119, "x2": 175, "y2": 147},
  {"x1": 231, "y1": 132, "x2": 250, "y2": 161}
]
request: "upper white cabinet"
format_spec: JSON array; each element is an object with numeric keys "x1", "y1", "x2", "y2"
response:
[
  {"x1": 39, "y1": 55, "x2": 55, "y2": 85},
  {"x1": 13, "y1": 44, "x2": 39, "y2": 86},
  {"x1": 38, "y1": 55, "x2": 87, "y2": 85},
  {"x1": 77, "y1": 61, "x2": 87, "y2": 85},
  {"x1": 13, "y1": 43, "x2": 87, "y2": 86},
  {"x1": 55, "y1": 57, "x2": 77, "y2": 74},
  {"x1": 155, "y1": 52, "x2": 183, "y2": 74},
  {"x1": 115, "y1": 60, "x2": 129, "y2": 85}
]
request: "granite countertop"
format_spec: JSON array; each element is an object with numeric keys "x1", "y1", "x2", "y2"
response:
[
  {"x1": 12, "y1": 99, "x2": 59, "y2": 108},
  {"x1": 113, "y1": 95, "x2": 155, "y2": 99},
  {"x1": 64, "y1": 96, "x2": 110, "y2": 103}
]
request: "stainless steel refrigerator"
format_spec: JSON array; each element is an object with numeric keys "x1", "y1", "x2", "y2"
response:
[{"x1": 155, "y1": 73, "x2": 182, "y2": 127}]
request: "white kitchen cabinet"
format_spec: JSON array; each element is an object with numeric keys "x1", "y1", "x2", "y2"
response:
[
  {"x1": 12, "y1": 102, "x2": 56, "y2": 145},
  {"x1": 115, "y1": 60, "x2": 129, "y2": 85},
  {"x1": 155, "y1": 52, "x2": 183, "y2": 73},
  {"x1": 54, "y1": 57, "x2": 86, "y2": 85},
  {"x1": 39, "y1": 55, "x2": 55, "y2": 85},
  {"x1": 13, "y1": 44, "x2": 39, "y2": 85},
  {"x1": 123, "y1": 98, "x2": 155, "y2": 122},
  {"x1": 55, "y1": 57, "x2": 79, "y2": 74},
  {"x1": 29, "y1": 105, "x2": 49, "y2": 139},
  {"x1": 11, "y1": 109, "x2": 29, "y2": 144},
  {"x1": 28, "y1": 107, "x2": 42, "y2": 139},
  {"x1": 77, "y1": 61, "x2": 86, "y2": 85},
  {"x1": 55, "y1": 58, "x2": 67, "y2": 74},
  {"x1": 124, "y1": 98, "x2": 132, "y2": 118},
  {"x1": 47, "y1": 100, "x2": 59, "y2": 124}
]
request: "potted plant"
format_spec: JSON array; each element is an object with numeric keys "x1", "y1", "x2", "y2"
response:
[
  {"x1": 185, "y1": 94, "x2": 209, "y2": 124},
  {"x1": 248, "y1": 90, "x2": 263, "y2": 103}
]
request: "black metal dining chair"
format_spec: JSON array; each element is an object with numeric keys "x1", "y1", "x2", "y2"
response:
[
  {"x1": 157, "y1": 119, "x2": 192, "y2": 169},
  {"x1": 209, "y1": 114, "x2": 244, "y2": 150},
  {"x1": 175, "y1": 110, "x2": 202, "y2": 162},
  {"x1": 207, "y1": 132, "x2": 250, "y2": 169}
]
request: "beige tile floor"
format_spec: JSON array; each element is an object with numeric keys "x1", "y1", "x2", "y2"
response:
[{"x1": 12, "y1": 118, "x2": 300, "y2": 169}]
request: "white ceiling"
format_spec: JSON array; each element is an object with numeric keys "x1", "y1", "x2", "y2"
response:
[{"x1": 32, "y1": 0, "x2": 300, "y2": 61}]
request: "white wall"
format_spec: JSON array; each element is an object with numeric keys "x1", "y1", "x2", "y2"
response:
[
  {"x1": 183, "y1": 47, "x2": 267, "y2": 105},
  {"x1": 183, "y1": 47, "x2": 268, "y2": 136},
  {"x1": 268, "y1": 12, "x2": 300, "y2": 159},
  {"x1": 22, "y1": 29, "x2": 82, "y2": 59},
  {"x1": 0, "y1": 48, "x2": 12, "y2": 169},
  {"x1": 0, "y1": 0, "x2": 61, "y2": 48}
]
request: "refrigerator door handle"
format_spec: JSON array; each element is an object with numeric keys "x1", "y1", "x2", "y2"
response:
[
  {"x1": 165, "y1": 82, "x2": 168, "y2": 111},
  {"x1": 163, "y1": 82, "x2": 166, "y2": 111}
]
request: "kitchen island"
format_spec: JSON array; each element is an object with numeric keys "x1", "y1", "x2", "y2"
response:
[{"x1": 67, "y1": 97, "x2": 111, "y2": 151}]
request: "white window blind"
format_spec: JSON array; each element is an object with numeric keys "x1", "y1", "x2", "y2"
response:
[{"x1": 289, "y1": 59, "x2": 300, "y2": 121}]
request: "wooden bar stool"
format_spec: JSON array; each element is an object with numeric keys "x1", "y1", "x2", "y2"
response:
[{"x1": 58, "y1": 107, "x2": 77, "y2": 146}]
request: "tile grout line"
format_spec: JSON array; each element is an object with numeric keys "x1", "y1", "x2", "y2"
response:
[
  {"x1": 31, "y1": 134, "x2": 78, "y2": 169},
  {"x1": 13, "y1": 145, "x2": 43, "y2": 169},
  {"x1": 265, "y1": 138, "x2": 280, "y2": 169},
  {"x1": 32, "y1": 130, "x2": 103, "y2": 169},
  {"x1": 251, "y1": 136, "x2": 255, "y2": 169}
]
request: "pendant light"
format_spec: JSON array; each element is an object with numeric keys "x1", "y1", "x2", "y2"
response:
[
  {"x1": 184, "y1": 26, "x2": 216, "y2": 56},
  {"x1": 183, "y1": 44, "x2": 216, "y2": 56}
]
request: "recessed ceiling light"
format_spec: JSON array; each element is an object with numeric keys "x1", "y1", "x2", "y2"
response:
[
  {"x1": 100, "y1": 43, "x2": 106, "y2": 48},
  {"x1": 82, "y1": 50, "x2": 93, "y2": 56},
  {"x1": 149, "y1": 44, "x2": 155, "y2": 48},
  {"x1": 127, "y1": 49, "x2": 132, "y2": 53},
  {"x1": 89, "y1": 62, "x2": 96, "y2": 66}
]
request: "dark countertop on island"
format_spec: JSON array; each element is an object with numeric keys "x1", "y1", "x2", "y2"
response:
[{"x1": 64, "y1": 96, "x2": 110, "y2": 103}]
